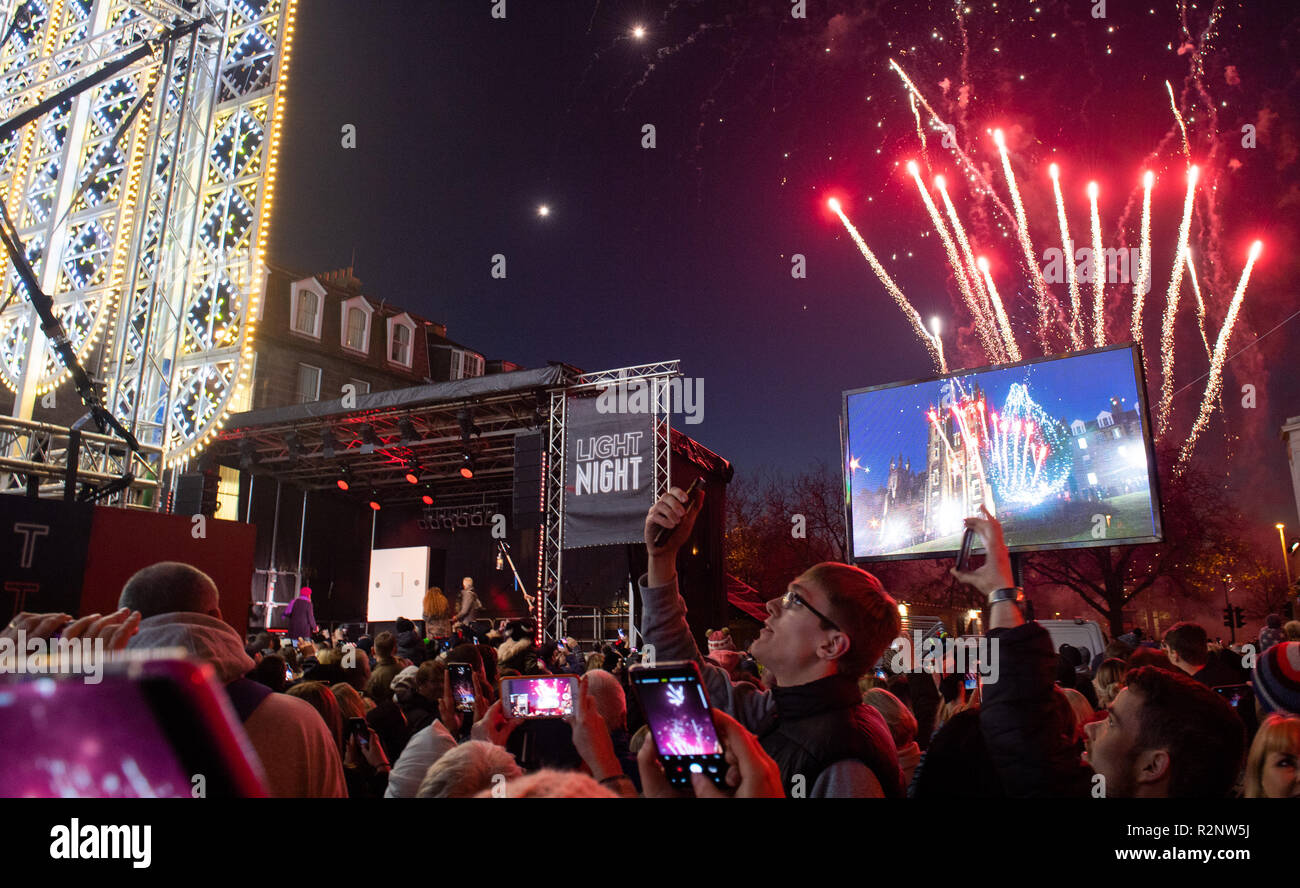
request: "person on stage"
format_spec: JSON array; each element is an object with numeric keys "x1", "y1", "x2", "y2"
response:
[
  {"x1": 423, "y1": 585, "x2": 452, "y2": 647},
  {"x1": 285, "y1": 585, "x2": 317, "y2": 642},
  {"x1": 452, "y1": 577, "x2": 482, "y2": 640}
]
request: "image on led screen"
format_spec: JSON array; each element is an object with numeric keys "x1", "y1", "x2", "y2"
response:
[{"x1": 844, "y1": 347, "x2": 1161, "y2": 560}]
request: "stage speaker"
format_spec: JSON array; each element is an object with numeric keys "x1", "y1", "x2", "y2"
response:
[
  {"x1": 175, "y1": 471, "x2": 218, "y2": 517},
  {"x1": 513, "y1": 431, "x2": 543, "y2": 529}
]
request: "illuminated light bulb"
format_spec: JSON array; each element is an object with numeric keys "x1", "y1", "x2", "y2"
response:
[
  {"x1": 992, "y1": 128, "x2": 1006, "y2": 149},
  {"x1": 632, "y1": 25, "x2": 645, "y2": 38},
  {"x1": 1143, "y1": 170, "x2": 1154, "y2": 188},
  {"x1": 906, "y1": 159, "x2": 919, "y2": 175},
  {"x1": 537, "y1": 205, "x2": 550, "y2": 217},
  {"x1": 1048, "y1": 162, "x2": 1059, "y2": 179},
  {"x1": 1086, "y1": 181, "x2": 1099, "y2": 199},
  {"x1": 1248, "y1": 240, "x2": 1262, "y2": 261},
  {"x1": 934, "y1": 175, "x2": 945, "y2": 189},
  {"x1": 976, "y1": 256, "x2": 990, "y2": 273}
]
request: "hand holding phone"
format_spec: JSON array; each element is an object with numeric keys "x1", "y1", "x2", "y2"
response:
[
  {"x1": 646, "y1": 480, "x2": 705, "y2": 553},
  {"x1": 629, "y1": 660, "x2": 727, "y2": 791}
]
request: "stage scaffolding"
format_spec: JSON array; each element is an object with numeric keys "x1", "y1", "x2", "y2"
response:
[{"x1": 540, "y1": 361, "x2": 677, "y2": 644}]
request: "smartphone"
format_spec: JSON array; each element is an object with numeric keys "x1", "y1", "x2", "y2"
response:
[
  {"x1": 964, "y1": 673, "x2": 978, "y2": 692},
  {"x1": 1213, "y1": 684, "x2": 1251, "y2": 709},
  {"x1": 955, "y1": 526, "x2": 977, "y2": 572},
  {"x1": 0, "y1": 657, "x2": 266, "y2": 797},
  {"x1": 652, "y1": 477, "x2": 705, "y2": 546},
  {"x1": 448, "y1": 663, "x2": 475, "y2": 713},
  {"x1": 284, "y1": 665, "x2": 293, "y2": 682},
  {"x1": 499, "y1": 675, "x2": 578, "y2": 719},
  {"x1": 629, "y1": 660, "x2": 727, "y2": 790},
  {"x1": 346, "y1": 716, "x2": 370, "y2": 749}
]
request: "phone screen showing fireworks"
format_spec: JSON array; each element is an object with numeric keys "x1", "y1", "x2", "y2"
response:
[
  {"x1": 631, "y1": 661, "x2": 727, "y2": 790},
  {"x1": 499, "y1": 676, "x2": 576, "y2": 719},
  {"x1": 843, "y1": 344, "x2": 1162, "y2": 561},
  {"x1": 449, "y1": 664, "x2": 475, "y2": 713}
]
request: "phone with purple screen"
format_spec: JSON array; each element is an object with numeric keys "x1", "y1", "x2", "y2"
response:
[
  {"x1": 499, "y1": 675, "x2": 578, "y2": 719},
  {"x1": 630, "y1": 660, "x2": 727, "y2": 790},
  {"x1": 0, "y1": 658, "x2": 266, "y2": 797}
]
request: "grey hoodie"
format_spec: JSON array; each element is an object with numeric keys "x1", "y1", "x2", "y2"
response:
[{"x1": 129, "y1": 612, "x2": 346, "y2": 798}]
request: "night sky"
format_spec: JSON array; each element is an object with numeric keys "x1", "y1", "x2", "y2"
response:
[{"x1": 269, "y1": 1, "x2": 1300, "y2": 528}]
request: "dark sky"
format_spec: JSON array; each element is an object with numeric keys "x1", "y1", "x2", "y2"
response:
[{"x1": 269, "y1": 1, "x2": 1300, "y2": 529}]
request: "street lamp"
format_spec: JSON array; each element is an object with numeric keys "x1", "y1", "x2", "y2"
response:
[{"x1": 1279, "y1": 523, "x2": 1293, "y2": 590}]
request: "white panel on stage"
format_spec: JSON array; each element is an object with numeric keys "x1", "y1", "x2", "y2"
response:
[{"x1": 366, "y1": 547, "x2": 430, "y2": 622}]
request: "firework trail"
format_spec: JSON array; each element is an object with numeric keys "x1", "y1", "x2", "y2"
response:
[
  {"x1": 977, "y1": 256, "x2": 1021, "y2": 362},
  {"x1": 1131, "y1": 170, "x2": 1154, "y2": 372},
  {"x1": 909, "y1": 93, "x2": 928, "y2": 157},
  {"x1": 830, "y1": 198, "x2": 945, "y2": 372},
  {"x1": 936, "y1": 174, "x2": 1002, "y2": 362},
  {"x1": 888, "y1": 59, "x2": 1015, "y2": 227},
  {"x1": 908, "y1": 163, "x2": 998, "y2": 359},
  {"x1": 993, "y1": 129, "x2": 1051, "y2": 352},
  {"x1": 1184, "y1": 251, "x2": 1213, "y2": 361},
  {"x1": 1177, "y1": 241, "x2": 1262, "y2": 470},
  {"x1": 1156, "y1": 165, "x2": 1199, "y2": 437},
  {"x1": 1086, "y1": 181, "x2": 1106, "y2": 347},
  {"x1": 1048, "y1": 163, "x2": 1083, "y2": 350},
  {"x1": 1166, "y1": 81, "x2": 1191, "y2": 159}
]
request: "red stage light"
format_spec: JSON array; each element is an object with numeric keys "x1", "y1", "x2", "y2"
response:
[
  {"x1": 405, "y1": 471, "x2": 419, "y2": 485},
  {"x1": 421, "y1": 494, "x2": 434, "y2": 506},
  {"x1": 337, "y1": 479, "x2": 349, "y2": 491},
  {"x1": 369, "y1": 500, "x2": 381, "y2": 511},
  {"x1": 459, "y1": 466, "x2": 473, "y2": 479}
]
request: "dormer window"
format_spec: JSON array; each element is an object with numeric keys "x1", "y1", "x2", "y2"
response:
[
  {"x1": 340, "y1": 295, "x2": 373, "y2": 354},
  {"x1": 388, "y1": 313, "x2": 416, "y2": 368},
  {"x1": 290, "y1": 278, "x2": 325, "y2": 338}
]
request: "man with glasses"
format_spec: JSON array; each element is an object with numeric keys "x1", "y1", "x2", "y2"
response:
[{"x1": 637, "y1": 486, "x2": 905, "y2": 797}]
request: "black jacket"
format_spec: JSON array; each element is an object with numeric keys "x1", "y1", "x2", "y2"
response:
[
  {"x1": 760, "y1": 673, "x2": 906, "y2": 798},
  {"x1": 979, "y1": 622, "x2": 1093, "y2": 797}
]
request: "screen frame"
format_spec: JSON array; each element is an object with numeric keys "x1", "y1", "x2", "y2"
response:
[{"x1": 840, "y1": 342, "x2": 1164, "y2": 562}]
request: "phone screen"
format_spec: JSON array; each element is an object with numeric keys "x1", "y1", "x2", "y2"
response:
[
  {"x1": 449, "y1": 664, "x2": 475, "y2": 713},
  {"x1": 964, "y1": 673, "x2": 977, "y2": 691},
  {"x1": 347, "y1": 717, "x2": 370, "y2": 749},
  {"x1": 631, "y1": 663, "x2": 726, "y2": 789},
  {"x1": 0, "y1": 661, "x2": 265, "y2": 797},
  {"x1": 500, "y1": 676, "x2": 576, "y2": 719},
  {"x1": 1213, "y1": 684, "x2": 1250, "y2": 709}
]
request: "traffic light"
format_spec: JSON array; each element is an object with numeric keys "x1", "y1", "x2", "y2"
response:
[
  {"x1": 1233, "y1": 606, "x2": 1246, "y2": 629},
  {"x1": 1223, "y1": 607, "x2": 1233, "y2": 628}
]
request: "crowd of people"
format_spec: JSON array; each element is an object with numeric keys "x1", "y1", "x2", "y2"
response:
[{"x1": 4, "y1": 486, "x2": 1299, "y2": 798}]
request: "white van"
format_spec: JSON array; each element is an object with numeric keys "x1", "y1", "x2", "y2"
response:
[{"x1": 1039, "y1": 619, "x2": 1108, "y2": 665}]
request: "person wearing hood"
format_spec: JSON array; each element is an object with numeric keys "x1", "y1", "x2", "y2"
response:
[
  {"x1": 394, "y1": 617, "x2": 428, "y2": 666},
  {"x1": 284, "y1": 586, "x2": 317, "y2": 642},
  {"x1": 121, "y1": 562, "x2": 346, "y2": 798}
]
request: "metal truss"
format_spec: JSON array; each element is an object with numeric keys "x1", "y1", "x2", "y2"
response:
[
  {"x1": 539, "y1": 361, "x2": 679, "y2": 643},
  {"x1": 0, "y1": 413, "x2": 160, "y2": 504}
]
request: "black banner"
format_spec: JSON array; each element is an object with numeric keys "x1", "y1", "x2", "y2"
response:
[
  {"x1": 563, "y1": 395, "x2": 655, "y2": 548},
  {"x1": 0, "y1": 497, "x2": 94, "y2": 620}
]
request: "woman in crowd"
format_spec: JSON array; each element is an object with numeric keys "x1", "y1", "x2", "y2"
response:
[{"x1": 1243, "y1": 714, "x2": 1300, "y2": 798}]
